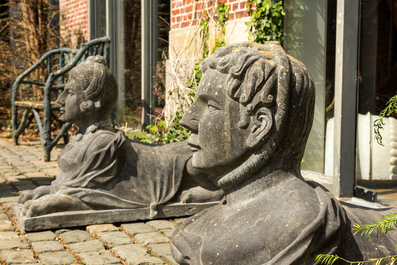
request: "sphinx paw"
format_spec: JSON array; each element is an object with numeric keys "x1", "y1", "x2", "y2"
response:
[{"x1": 181, "y1": 187, "x2": 224, "y2": 203}]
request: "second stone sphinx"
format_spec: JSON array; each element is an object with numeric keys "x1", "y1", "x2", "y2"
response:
[{"x1": 13, "y1": 55, "x2": 223, "y2": 231}]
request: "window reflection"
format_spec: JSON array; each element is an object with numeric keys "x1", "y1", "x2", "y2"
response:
[
  {"x1": 356, "y1": 0, "x2": 397, "y2": 187},
  {"x1": 284, "y1": 0, "x2": 336, "y2": 174}
]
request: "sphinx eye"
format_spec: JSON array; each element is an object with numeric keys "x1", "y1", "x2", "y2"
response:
[
  {"x1": 208, "y1": 100, "x2": 221, "y2": 112},
  {"x1": 208, "y1": 105, "x2": 217, "y2": 112}
]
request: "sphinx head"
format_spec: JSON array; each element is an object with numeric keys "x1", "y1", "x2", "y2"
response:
[
  {"x1": 181, "y1": 42, "x2": 315, "y2": 190},
  {"x1": 57, "y1": 55, "x2": 118, "y2": 126}
]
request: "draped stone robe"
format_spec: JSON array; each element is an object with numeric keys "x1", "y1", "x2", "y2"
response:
[
  {"x1": 50, "y1": 126, "x2": 191, "y2": 216},
  {"x1": 171, "y1": 178, "x2": 397, "y2": 265}
]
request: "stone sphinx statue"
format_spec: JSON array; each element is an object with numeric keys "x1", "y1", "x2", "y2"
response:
[
  {"x1": 16, "y1": 55, "x2": 223, "y2": 224},
  {"x1": 170, "y1": 42, "x2": 397, "y2": 264}
]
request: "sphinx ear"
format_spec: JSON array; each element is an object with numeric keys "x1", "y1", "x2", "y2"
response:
[
  {"x1": 246, "y1": 107, "x2": 273, "y2": 149},
  {"x1": 80, "y1": 100, "x2": 93, "y2": 113}
]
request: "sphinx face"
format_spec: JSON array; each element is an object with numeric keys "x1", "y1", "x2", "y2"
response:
[
  {"x1": 57, "y1": 69, "x2": 90, "y2": 124},
  {"x1": 180, "y1": 70, "x2": 252, "y2": 177}
]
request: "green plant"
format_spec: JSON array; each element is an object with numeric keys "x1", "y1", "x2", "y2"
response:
[
  {"x1": 245, "y1": 0, "x2": 285, "y2": 43},
  {"x1": 189, "y1": 3, "x2": 229, "y2": 93},
  {"x1": 200, "y1": 12, "x2": 210, "y2": 59},
  {"x1": 153, "y1": 52, "x2": 167, "y2": 107},
  {"x1": 214, "y1": 3, "x2": 229, "y2": 52},
  {"x1": 354, "y1": 213, "x2": 397, "y2": 239},
  {"x1": 316, "y1": 254, "x2": 397, "y2": 265},
  {"x1": 373, "y1": 95, "x2": 397, "y2": 146},
  {"x1": 129, "y1": 112, "x2": 191, "y2": 144},
  {"x1": 118, "y1": 107, "x2": 141, "y2": 130},
  {"x1": 316, "y1": 213, "x2": 397, "y2": 265},
  {"x1": 157, "y1": 3, "x2": 229, "y2": 145}
]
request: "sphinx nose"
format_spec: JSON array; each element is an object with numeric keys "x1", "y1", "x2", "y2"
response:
[
  {"x1": 56, "y1": 91, "x2": 66, "y2": 105},
  {"x1": 180, "y1": 109, "x2": 199, "y2": 133}
]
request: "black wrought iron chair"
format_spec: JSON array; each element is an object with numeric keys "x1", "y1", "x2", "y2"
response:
[{"x1": 12, "y1": 37, "x2": 110, "y2": 161}]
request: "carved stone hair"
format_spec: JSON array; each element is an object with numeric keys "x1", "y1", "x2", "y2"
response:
[
  {"x1": 200, "y1": 42, "x2": 315, "y2": 189},
  {"x1": 72, "y1": 55, "x2": 118, "y2": 116}
]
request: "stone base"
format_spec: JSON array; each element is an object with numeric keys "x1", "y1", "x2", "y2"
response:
[{"x1": 11, "y1": 202, "x2": 218, "y2": 233}]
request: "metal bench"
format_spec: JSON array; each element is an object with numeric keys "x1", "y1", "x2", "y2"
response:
[{"x1": 12, "y1": 37, "x2": 110, "y2": 161}]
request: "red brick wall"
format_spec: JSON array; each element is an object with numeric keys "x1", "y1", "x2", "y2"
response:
[
  {"x1": 171, "y1": 0, "x2": 249, "y2": 29},
  {"x1": 59, "y1": 0, "x2": 89, "y2": 47}
]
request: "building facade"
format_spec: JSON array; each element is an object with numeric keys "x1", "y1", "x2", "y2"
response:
[{"x1": 59, "y1": 0, "x2": 89, "y2": 47}]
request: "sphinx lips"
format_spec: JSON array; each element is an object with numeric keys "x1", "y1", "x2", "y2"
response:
[{"x1": 188, "y1": 142, "x2": 201, "y2": 152}]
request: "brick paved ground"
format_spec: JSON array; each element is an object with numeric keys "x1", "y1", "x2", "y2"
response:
[{"x1": 0, "y1": 138, "x2": 183, "y2": 265}]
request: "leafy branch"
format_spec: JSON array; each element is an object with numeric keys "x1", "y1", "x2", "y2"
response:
[
  {"x1": 316, "y1": 213, "x2": 397, "y2": 265},
  {"x1": 245, "y1": 0, "x2": 285, "y2": 43},
  {"x1": 316, "y1": 254, "x2": 397, "y2": 265},
  {"x1": 353, "y1": 213, "x2": 397, "y2": 239},
  {"x1": 374, "y1": 95, "x2": 397, "y2": 146}
]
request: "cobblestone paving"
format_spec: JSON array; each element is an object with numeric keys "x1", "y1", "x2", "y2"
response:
[{"x1": 0, "y1": 138, "x2": 183, "y2": 265}]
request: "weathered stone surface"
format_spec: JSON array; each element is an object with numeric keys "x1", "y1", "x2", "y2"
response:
[
  {"x1": 173, "y1": 218, "x2": 185, "y2": 225},
  {"x1": 0, "y1": 195, "x2": 19, "y2": 203},
  {"x1": 40, "y1": 169, "x2": 58, "y2": 178},
  {"x1": 67, "y1": 240, "x2": 105, "y2": 254},
  {"x1": 38, "y1": 251, "x2": 77, "y2": 265},
  {"x1": 10, "y1": 161, "x2": 32, "y2": 167},
  {"x1": 10, "y1": 180, "x2": 33, "y2": 186},
  {"x1": 147, "y1": 243, "x2": 172, "y2": 258},
  {"x1": 58, "y1": 230, "x2": 93, "y2": 244},
  {"x1": 0, "y1": 239, "x2": 30, "y2": 250},
  {"x1": 25, "y1": 231, "x2": 56, "y2": 242},
  {"x1": 16, "y1": 203, "x2": 218, "y2": 232},
  {"x1": 0, "y1": 232, "x2": 19, "y2": 241},
  {"x1": 2, "y1": 202, "x2": 16, "y2": 210},
  {"x1": 126, "y1": 255, "x2": 165, "y2": 265},
  {"x1": 146, "y1": 220, "x2": 177, "y2": 230},
  {"x1": 0, "y1": 220, "x2": 14, "y2": 231},
  {"x1": 23, "y1": 172, "x2": 47, "y2": 178},
  {"x1": 20, "y1": 157, "x2": 37, "y2": 163},
  {"x1": 170, "y1": 41, "x2": 397, "y2": 264},
  {"x1": 159, "y1": 229, "x2": 174, "y2": 238},
  {"x1": 13, "y1": 185, "x2": 36, "y2": 192},
  {"x1": 96, "y1": 231, "x2": 133, "y2": 248},
  {"x1": 28, "y1": 162, "x2": 52, "y2": 168},
  {"x1": 0, "y1": 168, "x2": 16, "y2": 174},
  {"x1": 0, "y1": 184, "x2": 14, "y2": 191},
  {"x1": 112, "y1": 244, "x2": 148, "y2": 259},
  {"x1": 164, "y1": 254, "x2": 178, "y2": 265},
  {"x1": 134, "y1": 232, "x2": 169, "y2": 246},
  {"x1": 31, "y1": 241, "x2": 64, "y2": 253},
  {"x1": 86, "y1": 224, "x2": 118, "y2": 235},
  {"x1": 30, "y1": 178, "x2": 53, "y2": 186},
  {"x1": 77, "y1": 250, "x2": 121, "y2": 264},
  {"x1": 2, "y1": 172, "x2": 20, "y2": 178},
  {"x1": 0, "y1": 249, "x2": 37, "y2": 264},
  {"x1": 54, "y1": 229, "x2": 71, "y2": 235},
  {"x1": 0, "y1": 188, "x2": 18, "y2": 195},
  {"x1": 17, "y1": 167, "x2": 37, "y2": 174},
  {"x1": 121, "y1": 223, "x2": 154, "y2": 236}
]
